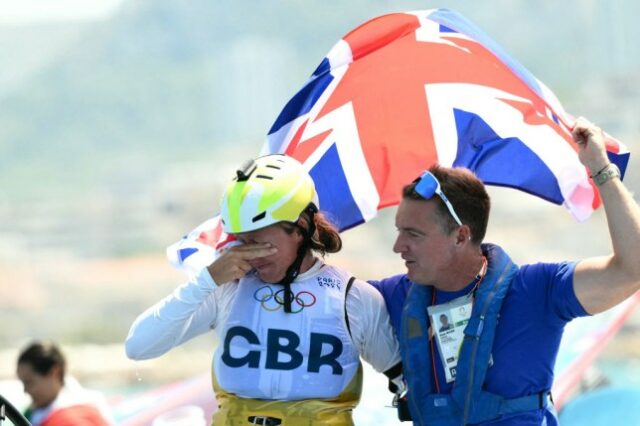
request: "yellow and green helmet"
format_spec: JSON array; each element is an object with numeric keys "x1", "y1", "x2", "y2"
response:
[{"x1": 220, "y1": 154, "x2": 318, "y2": 234}]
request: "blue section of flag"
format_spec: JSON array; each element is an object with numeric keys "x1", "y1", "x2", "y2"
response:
[
  {"x1": 312, "y1": 57, "x2": 331, "y2": 77},
  {"x1": 452, "y1": 110, "x2": 563, "y2": 203},
  {"x1": 308, "y1": 144, "x2": 364, "y2": 231},
  {"x1": 268, "y1": 67, "x2": 334, "y2": 135},
  {"x1": 608, "y1": 151, "x2": 630, "y2": 179},
  {"x1": 439, "y1": 24, "x2": 456, "y2": 33},
  {"x1": 179, "y1": 247, "x2": 198, "y2": 262}
]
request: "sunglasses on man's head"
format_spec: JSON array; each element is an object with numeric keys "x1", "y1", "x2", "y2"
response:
[{"x1": 414, "y1": 171, "x2": 463, "y2": 226}]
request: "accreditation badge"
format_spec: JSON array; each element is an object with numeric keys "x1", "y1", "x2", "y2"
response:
[{"x1": 427, "y1": 293, "x2": 473, "y2": 383}]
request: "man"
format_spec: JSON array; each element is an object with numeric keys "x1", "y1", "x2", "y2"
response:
[
  {"x1": 369, "y1": 117, "x2": 640, "y2": 425},
  {"x1": 16, "y1": 341, "x2": 112, "y2": 426}
]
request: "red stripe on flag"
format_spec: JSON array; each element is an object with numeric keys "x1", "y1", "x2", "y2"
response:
[
  {"x1": 284, "y1": 119, "x2": 308, "y2": 157},
  {"x1": 343, "y1": 13, "x2": 420, "y2": 61}
]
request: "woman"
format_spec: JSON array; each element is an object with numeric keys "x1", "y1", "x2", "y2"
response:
[
  {"x1": 126, "y1": 154, "x2": 402, "y2": 425},
  {"x1": 16, "y1": 341, "x2": 112, "y2": 426}
]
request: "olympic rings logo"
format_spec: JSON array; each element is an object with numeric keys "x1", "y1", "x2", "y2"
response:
[{"x1": 253, "y1": 286, "x2": 317, "y2": 314}]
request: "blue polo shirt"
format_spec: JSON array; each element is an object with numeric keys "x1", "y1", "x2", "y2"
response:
[{"x1": 369, "y1": 260, "x2": 589, "y2": 425}]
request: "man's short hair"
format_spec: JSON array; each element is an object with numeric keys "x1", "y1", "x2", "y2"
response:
[
  {"x1": 402, "y1": 165, "x2": 490, "y2": 244},
  {"x1": 17, "y1": 341, "x2": 66, "y2": 382}
]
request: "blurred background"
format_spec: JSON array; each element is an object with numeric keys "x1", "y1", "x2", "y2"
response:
[{"x1": 0, "y1": 0, "x2": 638, "y2": 422}]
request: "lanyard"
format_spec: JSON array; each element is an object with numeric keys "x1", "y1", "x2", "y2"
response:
[{"x1": 429, "y1": 256, "x2": 487, "y2": 392}]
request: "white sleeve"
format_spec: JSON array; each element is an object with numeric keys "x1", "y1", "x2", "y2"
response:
[
  {"x1": 346, "y1": 279, "x2": 401, "y2": 374},
  {"x1": 125, "y1": 267, "x2": 230, "y2": 360}
]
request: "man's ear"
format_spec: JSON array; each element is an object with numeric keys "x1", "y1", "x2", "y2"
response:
[
  {"x1": 49, "y1": 364, "x2": 64, "y2": 383},
  {"x1": 455, "y1": 225, "x2": 472, "y2": 245}
]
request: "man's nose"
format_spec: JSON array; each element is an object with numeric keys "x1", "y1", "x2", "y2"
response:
[{"x1": 392, "y1": 235, "x2": 404, "y2": 254}]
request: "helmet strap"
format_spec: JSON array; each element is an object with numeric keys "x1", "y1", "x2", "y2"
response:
[{"x1": 279, "y1": 203, "x2": 318, "y2": 313}]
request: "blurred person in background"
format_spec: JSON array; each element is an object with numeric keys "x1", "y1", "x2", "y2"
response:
[
  {"x1": 16, "y1": 341, "x2": 112, "y2": 426},
  {"x1": 126, "y1": 154, "x2": 403, "y2": 425}
]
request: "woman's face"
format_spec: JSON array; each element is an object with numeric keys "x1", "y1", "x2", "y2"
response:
[
  {"x1": 17, "y1": 362, "x2": 62, "y2": 408},
  {"x1": 236, "y1": 223, "x2": 303, "y2": 283}
]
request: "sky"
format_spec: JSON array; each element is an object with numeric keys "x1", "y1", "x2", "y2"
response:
[{"x1": 0, "y1": 0, "x2": 128, "y2": 25}]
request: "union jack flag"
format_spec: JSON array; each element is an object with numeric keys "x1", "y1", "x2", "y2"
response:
[{"x1": 169, "y1": 8, "x2": 630, "y2": 272}]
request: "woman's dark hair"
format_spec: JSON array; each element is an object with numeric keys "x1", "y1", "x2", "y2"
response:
[
  {"x1": 280, "y1": 210, "x2": 342, "y2": 256},
  {"x1": 309, "y1": 211, "x2": 342, "y2": 254},
  {"x1": 17, "y1": 341, "x2": 66, "y2": 382}
]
